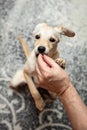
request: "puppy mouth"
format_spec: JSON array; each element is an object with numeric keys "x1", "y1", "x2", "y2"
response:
[
  {"x1": 36, "y1": 52, "x2": 48, "y2": 57},
  {"x1": 34, "y1": 46, "x2": 49, "y2": 57}
]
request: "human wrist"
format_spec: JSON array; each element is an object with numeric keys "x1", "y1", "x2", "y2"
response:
[
  {"x1": 58, "y1": 83, "x2": 78, "y2": 104},
  {"x1": 56, "y1": 76, "x2": 71, "y2": 97}
]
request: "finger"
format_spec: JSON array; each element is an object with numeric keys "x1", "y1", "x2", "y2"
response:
[
  {"x1": 37, "y1": 54, "x2": 51, "y2": 72},
  {"x1": 43, "y1": 55, "x2": 57, "y2": 68},
  {"x1": 35, "y1": 63, "x2": 43, "y2": 77},
  {"x1": 35, "y1": 63, "x2": 44, "y2": 84}
]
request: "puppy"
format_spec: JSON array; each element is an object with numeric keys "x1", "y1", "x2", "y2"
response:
[{"x1": 10, "y1": 23, "x2": 75, "y2": 111}]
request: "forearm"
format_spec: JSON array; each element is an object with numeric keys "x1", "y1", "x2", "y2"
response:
[{"x1": 59, "y1": 83, "x2": 87, "y2": 130}]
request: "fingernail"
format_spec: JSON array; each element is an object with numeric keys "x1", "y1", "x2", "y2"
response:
[
  {"x1": 43, "y1": 54, "x2": 48, "y2": 58},
  {"x1": 38, "y1": 54, "x2": 42, "y2": 60}
]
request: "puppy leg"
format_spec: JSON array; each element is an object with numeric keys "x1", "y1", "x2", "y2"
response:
[
  {"x1": 24, "y1": 71, "x2": 45, "y2": 111},
  {"x1": 55, "y1": 58, "x2": 66, "y2": 69},
  {"x1": 18, "y1": 36, "x2": 31, "y2": 59},
  {"x1": 10, "y1": 70, "x2": 26, "y2": 88},
  {"x1": 48, "y1": 58, "x2": 66, "y2": 100}
]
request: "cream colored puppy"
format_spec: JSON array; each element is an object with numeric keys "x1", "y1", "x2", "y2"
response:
[{"x1": 10, "y1": 23, "x2": 75, "y2": 111}]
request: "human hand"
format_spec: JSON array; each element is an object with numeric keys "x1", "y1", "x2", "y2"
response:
[
  {"x1": 36, "y1": 54, "x2": 71, "y2": 96},
  {"x1": 36, "y1": 55, "x2": 87, "y2": 129}
]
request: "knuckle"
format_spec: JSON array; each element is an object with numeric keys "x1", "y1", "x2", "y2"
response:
[
  {"x1": 45, "y1": 74, "x2": 50, "y2": 79},
  {"x1": 39, "y1": 78, "x2": 44, "y2": 84},
  {"x1": 44, "y1": 73, "x2": 52, "y2": 80}
]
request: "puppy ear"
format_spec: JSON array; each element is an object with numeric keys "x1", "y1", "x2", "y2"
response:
[{"x1": 55, "y1": 26, "x2": 75, "y2": 37}]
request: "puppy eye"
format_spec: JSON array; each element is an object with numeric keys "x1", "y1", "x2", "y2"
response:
[
  {"x1": 35, "y1": 35, "x2": 40, "y2": 39},
  {"x1": 49, "y1": 37, "x2": 56, "y2": 42}
]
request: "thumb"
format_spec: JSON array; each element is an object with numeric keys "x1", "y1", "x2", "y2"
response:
[{"x1": 43, "y1": 55, "x2": 57, "y2": 68}]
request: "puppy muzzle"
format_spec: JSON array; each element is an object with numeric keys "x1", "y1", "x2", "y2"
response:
[
  {"x1": 38, "y1": 46, "x2": 46, "y2": 53},
  {"x1": 36, "y1": 46, "x2": 48, "y2": 57}
]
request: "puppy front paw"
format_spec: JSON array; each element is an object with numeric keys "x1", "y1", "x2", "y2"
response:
[
  {"x1": 55, "y1": 58, "x2": 66, "y2": 69},
  {"x1": 35, "y1": 97, "x2": 45, "y2": 111}
]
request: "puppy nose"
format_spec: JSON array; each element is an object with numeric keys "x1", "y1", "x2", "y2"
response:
[{"x1": 38, "y1": 46, "x2": 46, "y2": 53}]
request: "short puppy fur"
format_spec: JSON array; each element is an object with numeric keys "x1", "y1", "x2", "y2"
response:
[{"x1": 10, "y1": 23, "x2": 75, "y2": 111}]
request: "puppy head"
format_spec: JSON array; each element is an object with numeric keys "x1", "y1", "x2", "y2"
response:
[{"x1": 33, "y1": 23, "x2": 75, "y2": 57}]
